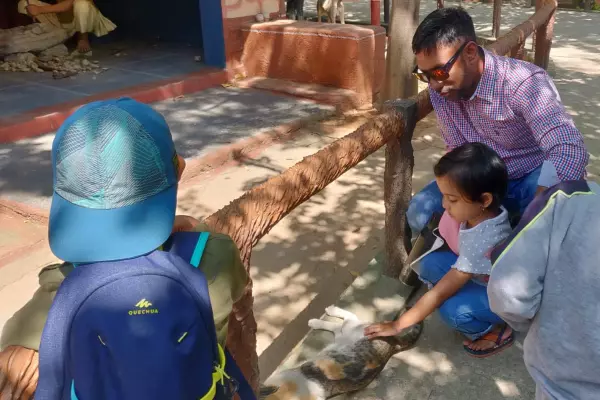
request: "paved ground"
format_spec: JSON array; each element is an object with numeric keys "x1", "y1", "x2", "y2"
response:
[
  {"x1": 0, "y1": 41, "x2": 207, "y2": 119},
  {"x1": 0, "y1": 87, "x2": 333, "y2": 209},
  {"x1": 1, "y1": 4, "x2": 600, "y2": 399}
]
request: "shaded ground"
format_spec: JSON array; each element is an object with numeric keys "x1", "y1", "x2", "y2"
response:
[{"x1": 0, "y1": 87, "x2": 333, "y2": 209}]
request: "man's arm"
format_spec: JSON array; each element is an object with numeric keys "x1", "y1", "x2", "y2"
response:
[
  {"x1": 513, "y1": 71, "x2": 589, "y2": 185},
  {"x1": 487, "y1": 197, "x2": 554, "y2": 332}
]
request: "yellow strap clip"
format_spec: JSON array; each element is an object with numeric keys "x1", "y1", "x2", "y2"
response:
[{"x1": 198, "y1": 344, "x2": 228, "y2": 400}]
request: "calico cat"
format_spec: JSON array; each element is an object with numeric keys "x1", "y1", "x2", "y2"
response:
[{"x1": 260, "y1": 306, "x2": 423, "y2": 400}]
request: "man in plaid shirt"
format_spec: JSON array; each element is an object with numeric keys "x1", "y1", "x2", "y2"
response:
[{"x1": 407, "y1": 7, "x2": 589, "y2": 235}]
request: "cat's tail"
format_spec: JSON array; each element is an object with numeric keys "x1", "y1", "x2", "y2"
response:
[
  {"x1": 392, "y1": 307, "x2": 424, "y2": 350},
  {"x1": 259, "y1": 385, "x2": 279, "y2": 399}
]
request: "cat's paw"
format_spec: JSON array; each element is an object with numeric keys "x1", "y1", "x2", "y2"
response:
[
  {"x1": 324, "y1": 305, "x2": 338, "y2": 315},
  {"x1": 308, "y1": 318, "x2": 322, "y2": 329}
]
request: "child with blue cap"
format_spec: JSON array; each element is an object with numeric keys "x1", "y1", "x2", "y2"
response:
[{"x1": 0, "y1": 98, "x2": 251, "y2": 399}]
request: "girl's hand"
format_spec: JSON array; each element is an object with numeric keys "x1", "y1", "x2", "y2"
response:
[{"x1": 364, "y1": 321, "x2": 401, "y2": 340}]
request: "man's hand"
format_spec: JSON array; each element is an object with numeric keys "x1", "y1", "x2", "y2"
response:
[
  {"x1": 26, "y1": 4, "x2": 42, "y2": 17},
  {"x1": 0, "y1": 345, "x2": 39, "y2": 400},
  {"x1": 364, "y1": 321, "x2": 401, "y2": 340},
  {"x1": 172, "y1": 215, "x2": 201, "y2": 233}
]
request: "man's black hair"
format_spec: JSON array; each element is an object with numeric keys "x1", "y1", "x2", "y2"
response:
[
  {"x1": 434, "y1": 142, "x2": 508, "y2": 209},
  {"x1": 412, "y1": 7, "x2": 477, "y2": 54}
]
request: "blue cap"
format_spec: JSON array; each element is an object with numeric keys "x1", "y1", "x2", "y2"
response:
[{"x1": 48, "y1": 98, "x2": 178, "y2": 263}]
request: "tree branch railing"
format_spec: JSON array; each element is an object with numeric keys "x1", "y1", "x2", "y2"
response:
[{"x1": 0, "y1": 1, "x2": 559, "y2": 398}]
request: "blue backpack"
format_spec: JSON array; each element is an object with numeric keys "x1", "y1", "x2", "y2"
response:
[{"x1": 35, "y1": 231, "x2": 256, "y2": 400}]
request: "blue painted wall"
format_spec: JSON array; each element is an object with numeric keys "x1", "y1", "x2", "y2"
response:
[
  {"x1": 94, "y1": 0, "x2": 225, "y2": 68},
  {"x1": 199, "y1": 0, "x2": 226, "y2": 68}
]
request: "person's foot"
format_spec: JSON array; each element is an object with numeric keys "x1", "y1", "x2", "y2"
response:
[
  {"x1": 76, "y1": 33, "x2": 91, "y2": 54},
  {"x1": 463, "y1": 324, "x2": 513, "y2": 352}
]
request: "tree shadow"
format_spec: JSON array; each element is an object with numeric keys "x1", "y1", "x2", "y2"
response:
[
  {"x1": 0, "y1": 87, "x2": 333, "y2": 208},
  {"x1": 549, "y1": 60, "x2": 600, "y2": 179},
  {"x1": 175, "y1": 111, "x2": 530, "y2": 397}
]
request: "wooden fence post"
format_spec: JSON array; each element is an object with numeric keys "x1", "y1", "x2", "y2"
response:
[
  {"x1": 510, "y1": 40, "x2": 526, "y2": 60},
  {"x1": 384, "y1": 0, "x2": 390, "y2": 25},
  {"x1": 534, "y1": 0, "x2": 555, "y2": 70},
  {"x1": 383, "y1": 99, "x2": 419, "y2": 286},
  {"x1": 492, "y1": 0, "x2": 502, "y2": 39}
]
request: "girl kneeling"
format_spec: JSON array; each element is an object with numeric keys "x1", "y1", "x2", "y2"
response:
[{"x1": 365, "y1": 142, "x2": 514, "y2": 357}]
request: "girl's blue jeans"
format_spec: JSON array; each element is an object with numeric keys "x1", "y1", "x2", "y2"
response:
[{"x1": 418, "y1": 251, "x2": 504, "y2": 341}]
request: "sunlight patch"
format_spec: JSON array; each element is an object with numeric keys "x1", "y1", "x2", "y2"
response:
[{"x1": 495, "y1": 379, "x2": 521, "y2": 397}]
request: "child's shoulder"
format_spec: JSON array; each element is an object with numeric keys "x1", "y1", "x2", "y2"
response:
[{"x1": 459, "y1": 208, "x2": 511, "y2": 250}]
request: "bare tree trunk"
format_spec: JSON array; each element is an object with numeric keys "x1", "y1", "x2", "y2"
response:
[
  {"x1": 534, "y1": 0, "x2": 555, "y2": 70},
  {"x1": 224, "y1": 283, "x2": 259, "y2": 395},
  {"x1": 384, "y1": 0, "x2": 391, "y2": 25},
  {"x1": 383, "y1": 0, "x2": 420, "y2": 101},
  {"x1": 381, "y1": 0, "x2": 420, "y2": 283},
  {"x1": 383, "y1": 100, "x2": 417, "y2": 284},
  {"x1": 492, "y1": 0, "x2": 502, "y2": 39}
]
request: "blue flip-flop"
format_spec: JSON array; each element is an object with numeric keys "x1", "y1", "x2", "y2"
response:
[{"x1": 464, "y1": 324, "x2": 514, "y2": 358}]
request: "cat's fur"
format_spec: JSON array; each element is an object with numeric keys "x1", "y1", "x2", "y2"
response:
[{"x1": 260, "y1": 306, "x2": 423, "y2": 400}]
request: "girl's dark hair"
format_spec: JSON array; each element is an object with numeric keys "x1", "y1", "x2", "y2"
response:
[{"x1": 434, "y1": 143, "x2": 508, "y2": 209}]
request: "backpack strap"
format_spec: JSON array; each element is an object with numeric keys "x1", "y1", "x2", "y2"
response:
[
  {"x1": 187, "y1": 232, "x2": 256, "y2": 400},
  {"x1": 224, "y1": 349, "x2": 257, "y2": 400},
  {"x1": 190, "y1": 231, "x2": 211, "y2": 268}
]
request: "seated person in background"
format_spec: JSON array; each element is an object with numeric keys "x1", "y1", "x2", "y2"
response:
[
  {"x1": 488, "y1": 180, "x2": 600, "y2": 399},
  {"x1": 18, "y1": 0, "x2": 116, "y2": 53},
  {"x1": 0, "y1": 98, "x2": 248, "y2": 399}
]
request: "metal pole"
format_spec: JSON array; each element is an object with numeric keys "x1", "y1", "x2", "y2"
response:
[{"x1": 371, "y1": 0, "x2": 381, "y2": 26}]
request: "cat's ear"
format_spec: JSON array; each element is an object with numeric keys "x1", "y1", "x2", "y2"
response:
[{"x1": 259, "y1": 385, "x2": 280, "y2": 399}]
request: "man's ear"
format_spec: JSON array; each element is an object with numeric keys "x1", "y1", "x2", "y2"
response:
[
  {"x1": 464, "y1": 41, "x2": 479, "y2": 63},
  {"x1": 480, "y1": 192, "x2": 494, "y2": 209}
]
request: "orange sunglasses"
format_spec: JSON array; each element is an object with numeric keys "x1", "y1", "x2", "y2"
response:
[{"x1": 413, "y1": 41, "x2": 470, "y2": 83}]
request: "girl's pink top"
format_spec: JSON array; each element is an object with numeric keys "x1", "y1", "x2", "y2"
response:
[{"x1": 438, "y1": 211, "x2": 460, "y2": 255}]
